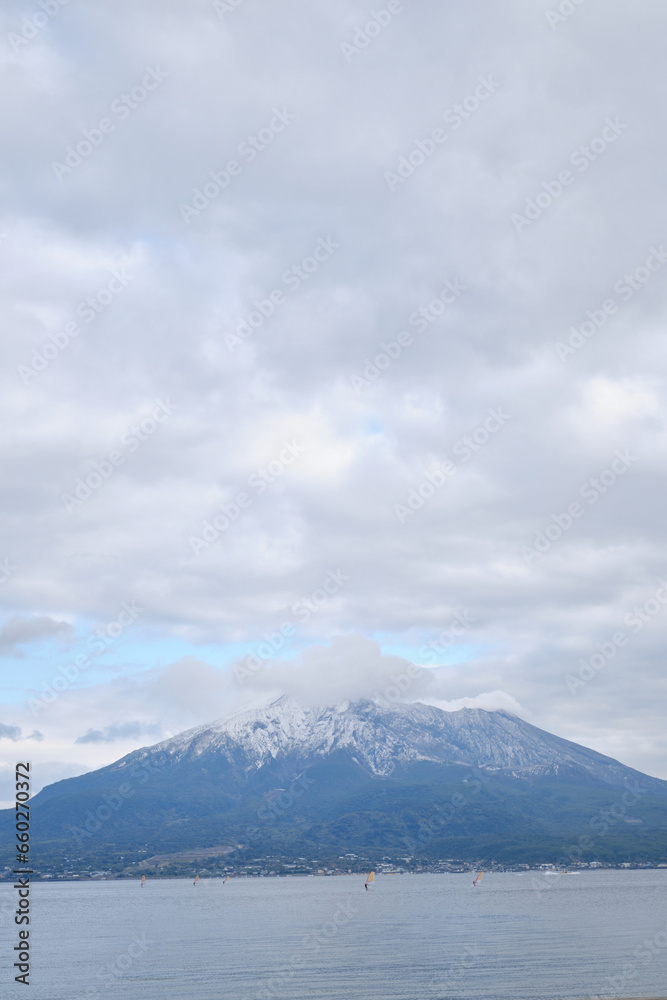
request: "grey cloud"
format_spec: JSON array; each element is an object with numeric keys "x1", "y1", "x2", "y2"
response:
[
  {"x1": 0, "y1": 723, "x2": 43, "y2": 741},
  {"x1": 0, "y1": 616, "x2": 74, "y2": 656},
  {"x1": 75, "y1": 721, "x2": 164, "y2": 744},
  {"x1": 75, "y1": 730, "x2": 106, "y2": 744},
  {"x1": 0, "y1": 723, "x2": 22, "y2": 741},
  {"x1": 1, "y1": 0, "x2": 666, "y2": 778}
]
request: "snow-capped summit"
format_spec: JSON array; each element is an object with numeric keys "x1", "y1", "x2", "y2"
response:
[
  {"x1": 122, "y1": 694, "x2": 653, "y2": 787},
  {"x1": 16, "y1": 695, "x2": 667, "y2": 870}
]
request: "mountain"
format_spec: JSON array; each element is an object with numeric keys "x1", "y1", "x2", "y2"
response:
[
  {"x1": 155, "y1": 695, "x2": 661, "y2": 786},
  {"x1": 4, "y1": 697, "x2": 667, "y2": 873}
]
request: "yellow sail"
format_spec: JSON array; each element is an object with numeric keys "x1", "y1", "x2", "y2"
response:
[
  {"x1": 473, "y1": 871, "x2": 484, "y2": 886},
  {"x1": 141, "y1": 875, "x2": 146, "y2": 887},
  {"x1": 193, "y1": 874, "x2": 199, "y2": 886},
  {"x1": 223, "y1": 876, "x2": 229, "y2": 884},
  {"x1": 365, "y1": 871, "x2": 375, "y2": 887}
]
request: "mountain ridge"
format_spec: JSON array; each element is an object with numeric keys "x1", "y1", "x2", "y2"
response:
[
  {"x1": 4, "y1": 696, "x2": 667, "y2": 872},
  {"x1": 96, "y1": 695, "x2": 663, "y2": 789}
]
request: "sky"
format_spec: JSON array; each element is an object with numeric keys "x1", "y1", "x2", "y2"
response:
[{"x1": 1, "y1": 0, "x2": 666, "y2": 805}]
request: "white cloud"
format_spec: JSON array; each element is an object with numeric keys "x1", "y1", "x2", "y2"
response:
[
  {"x1": 423, "y1": 691, "x2": 525, "y2": 716},
  {"x1": 0, "y1": 0, "x2": 666, "y2": 787}
]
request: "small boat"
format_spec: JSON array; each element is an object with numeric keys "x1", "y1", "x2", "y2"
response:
[
  {"x1": 365, "y1": 871, "x2": 375, "y2": 890},
  {"x1": 472, "y1": 871, "x2": 484, "y2": 887}
]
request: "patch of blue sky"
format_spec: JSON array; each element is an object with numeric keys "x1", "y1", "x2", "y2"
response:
[
  {"x1": 372, "y1": 632, "x2": 482, "y2": 667},
  {"x1": 5, "y1": 630, "x2": 321, "y2": 705},
  {"x1": 363, "y1": 419, "x2": 383, "y2": 436},
  {"x1": 120, "y1": 635, "x2": 269, "y2": 672},
  {"x1": 3, "y1": 643, "x2": 137, "y2": 706},
  {"x1": 139, "y1": 630, "x2": 328, "y2": 670},
  {"x1": 0, "y1": 634, "x2": 80, "y2": 702}
]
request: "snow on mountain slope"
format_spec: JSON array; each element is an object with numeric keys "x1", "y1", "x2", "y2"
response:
[{"x1": 118, "y1": 695, "x2": 656, "y2": 787}]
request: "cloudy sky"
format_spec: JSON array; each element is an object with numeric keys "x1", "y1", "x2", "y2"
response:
[{"x1": 1, "y1": 0, "x2": 666, "y2": 804}]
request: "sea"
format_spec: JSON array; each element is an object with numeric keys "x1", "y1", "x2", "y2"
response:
[{"x1": 4, "y1": 869, "x2": 667, "y2": 999}]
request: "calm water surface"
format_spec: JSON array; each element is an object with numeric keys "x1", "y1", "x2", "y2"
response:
[{"x1": 5, "y1": 870, "x2": 667, "y2": 999}]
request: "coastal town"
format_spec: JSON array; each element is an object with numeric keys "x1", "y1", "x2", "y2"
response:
[{"x1": 4, "y1": 852, "x2": 665, "y2": 881}]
